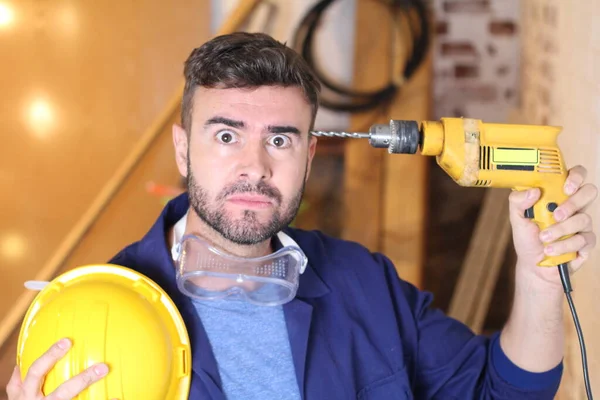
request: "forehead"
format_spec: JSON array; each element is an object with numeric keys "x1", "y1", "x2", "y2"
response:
[{"x1": 191, "y1": 86, "x2": 312, "y2": 128}]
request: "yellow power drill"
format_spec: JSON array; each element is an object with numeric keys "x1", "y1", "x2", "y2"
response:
[
  {"x1": 312, "y1": 117, "x2": 593, "y2": 400},
  {"x1": 313, "y1": 117, "x2": 575, "y2": 267}
]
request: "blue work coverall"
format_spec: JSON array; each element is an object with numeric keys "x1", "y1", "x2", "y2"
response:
[{"x1": 109, "y1": 193, "x2": 562, "y2": 399}]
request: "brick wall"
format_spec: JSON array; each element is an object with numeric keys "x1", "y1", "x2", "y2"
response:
[
  {"x1": 432, "y1": 0, "x2": 521, "y2": 122},
  {"x1": 521, "y1": 1, "x2": 600, "y2": 398}
]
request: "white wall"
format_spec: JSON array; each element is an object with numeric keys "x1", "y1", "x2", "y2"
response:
[{"x1": 210, "y1": 0, "x2": 356, "y2": 131}]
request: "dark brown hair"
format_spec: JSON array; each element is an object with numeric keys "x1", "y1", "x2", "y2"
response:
[{"x1": 181, "y1": 32, "x2": 321, "y2": 134}]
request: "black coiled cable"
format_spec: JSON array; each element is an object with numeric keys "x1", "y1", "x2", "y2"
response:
[{"x1": 291, "y1": 0, "x2": 431, "y2": 112}]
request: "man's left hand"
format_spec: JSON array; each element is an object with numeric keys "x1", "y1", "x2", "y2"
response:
[{"x1": 508, "y1": 165, "x2": 598, "y2": 289}]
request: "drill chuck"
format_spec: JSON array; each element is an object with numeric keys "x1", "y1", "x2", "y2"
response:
[
  {"x1": 368, "y1": 120, "x2": 421, "y2": 154},
  {"x1": 368, "y1": 124, "x2": 393, "y2": 149}
]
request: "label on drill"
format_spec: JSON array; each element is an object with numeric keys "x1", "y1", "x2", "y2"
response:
[{"x1": 493, "y1": 147, "x2": 538, "y2": 171}]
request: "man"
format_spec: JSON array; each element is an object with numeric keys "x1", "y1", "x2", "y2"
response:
[{"x1": 8, "y1": 32, "x2": 598, "y2": 399}]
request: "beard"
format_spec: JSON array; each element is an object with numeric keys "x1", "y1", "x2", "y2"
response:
[{"x1": 186, "y1": 159, "x2": 306, "y2": 245}]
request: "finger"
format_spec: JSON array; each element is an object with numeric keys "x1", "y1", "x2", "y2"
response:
[
  {"x1": 544, "y1": 232, "x2": 596, "y2": 257},
  {"x1": 569, "y1": 246, "x2": 594, "y2": 272},
  {"x1": 553, "y1": 183, "x2": 598, "y2": 222},
  {"x1": 45, "y1": 363, "x2": 109, "y2": 400},
  {"x1": 22, "y1": 338, "x2": 71, "y2": 396},
  {"x1": 509, "y1": 188, "x2": 540, "y2": 224},
  {"x1": 539, "y1": 213, "x2": 594, "y2": 242},
  {"x1": 567, "y1": 234, "x2": 597, "y2": 272},
  {"x1": 564, "y1": 165, "x2": 587, "y2": 195},
  {"x1": 6, "y1": 366, "x2": 22, "y2": 398}
]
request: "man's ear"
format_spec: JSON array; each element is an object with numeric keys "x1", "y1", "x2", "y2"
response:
[
  {"x1": 305, "y1": 135, "x2": 318, "y2": 181},
  {"x1": 172, "y1": 123, "x2": 189, "y2": 178}
]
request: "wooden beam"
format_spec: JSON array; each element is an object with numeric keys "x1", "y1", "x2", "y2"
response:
[
  {"x1": 380, "y1": 39, "x2": 431, "y2": 287},
  {"x1": 342, "y1": 1, "x2": 390, "y2": 251},
  {"x1": 343, "y1": 0, "x2": 431, "y2": 287},
  {"x1": 448, "y1": 188, "x2": 512, "y2": 333}
]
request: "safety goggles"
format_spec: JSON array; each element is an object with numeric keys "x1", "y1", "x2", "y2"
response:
[{"x1": 173, "y1": 232, "x2": 307, "y2": 306}]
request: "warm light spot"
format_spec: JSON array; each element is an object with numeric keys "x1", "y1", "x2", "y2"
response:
[
  {"x1": 0, "y1": 3, "x2": 14, "y2": 28},
  {"x1": 27, "y1": 98, "x2": 55, "y2": 138},
  {"x1": 1, "y1": 233, "x2": 26, "y2": 261},
  {"x1": 58, "y1": 5, "x2": 78, "y2": 35}
]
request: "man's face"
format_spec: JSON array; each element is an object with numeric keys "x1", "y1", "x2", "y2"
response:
[{"x1": 173, "y1": 85, "x2": 317, "y2": 245}]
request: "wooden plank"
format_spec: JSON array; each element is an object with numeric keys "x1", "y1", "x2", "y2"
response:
[
  {"x1": 448, "y1": 111, "x2": 523, "y2": 332},
  {"x1": 342, "y1": 0, "x2": 391, "y2": 251},
  {"x1": 380, "y1": 23, "x2": 431, "y2": 288},
  {"x1": 343, "y1": 1, "x2": 430, "y2": 288},
  {"x1": 448, "y1": 187, "x2": 512, "y2": 333}
]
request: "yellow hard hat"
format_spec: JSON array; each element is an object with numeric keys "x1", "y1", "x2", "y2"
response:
[{"x1": 17, "y1": 264, "x2": 191, "y2": 399}]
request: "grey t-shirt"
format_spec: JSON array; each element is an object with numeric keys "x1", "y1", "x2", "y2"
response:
[{"x1": 191, "y1": 298, "x2": 301, "y2": 399}]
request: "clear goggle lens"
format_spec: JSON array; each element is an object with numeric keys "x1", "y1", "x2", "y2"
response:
[{"x1": 175, "y1": 234, "x2": 305, "y2": 306}]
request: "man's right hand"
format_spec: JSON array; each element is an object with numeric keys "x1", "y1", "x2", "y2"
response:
[{"x1": 6, "y1": 338, "x2": 109, "y2": 400}]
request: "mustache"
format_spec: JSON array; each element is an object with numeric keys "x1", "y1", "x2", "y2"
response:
[{"x1": 217, "y1": 181, "x2": 282, "y2": 204}]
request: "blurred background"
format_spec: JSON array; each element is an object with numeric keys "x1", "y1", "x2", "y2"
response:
[{"x1": 0, "y1": 0, "x2": 598, "y2": 398}]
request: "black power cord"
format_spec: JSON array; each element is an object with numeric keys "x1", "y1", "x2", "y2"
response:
[
  {"x1": 558, "y1": 263, "x2": 593, "y2": 400},
  {"x1": 291, "y1": 0, "x2": 430, "y2": 112}
]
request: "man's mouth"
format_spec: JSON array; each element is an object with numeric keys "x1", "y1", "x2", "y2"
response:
[{"x1": 227, "y1": 194, "x2": 275, "y2": 209}]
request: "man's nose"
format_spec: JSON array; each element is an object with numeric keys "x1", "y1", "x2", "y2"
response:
[{"x1": 237, "y1": 142, "x2": 272, "y2": 182}]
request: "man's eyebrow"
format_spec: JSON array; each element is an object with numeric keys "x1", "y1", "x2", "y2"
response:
[
  {"x1": 203, "y1": 117, "x2": 301, "y2": 135},
  {"x1": 267, "y1": 125, "x2": 301, "y2": 135},
  {"x1": 204, "y1": 116, "x2": 245, "y2": 128}
]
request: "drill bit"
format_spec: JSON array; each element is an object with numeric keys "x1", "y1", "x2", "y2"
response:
[
  {"x1": 311, "y1": 120, "x2": 421, "y2": 154},
  {"x1": 310, "y1": 130, "x2": 370, "y2": 139}
]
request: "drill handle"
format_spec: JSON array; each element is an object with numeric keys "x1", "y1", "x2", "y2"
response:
[{"x1": 518, "y1": 183, "x2": 577, "y2": 267}]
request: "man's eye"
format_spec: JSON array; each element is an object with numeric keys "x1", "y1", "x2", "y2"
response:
[
  {"x1": 269, "y1": 135, "x2": 291, "y2": 148},
  {"x1": 216, "y1": 131, "x2": 237, "y2": 144}
]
